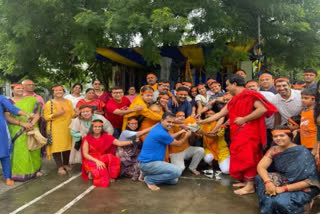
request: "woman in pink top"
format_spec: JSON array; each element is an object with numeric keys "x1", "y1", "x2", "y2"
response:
[{"x1": 126, "y1": 86, "x2": 137, "y2": 102}]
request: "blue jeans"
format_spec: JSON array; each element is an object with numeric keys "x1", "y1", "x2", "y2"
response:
[{"x1": 138, "y1": 161, "x2": 182, "y2": 185}]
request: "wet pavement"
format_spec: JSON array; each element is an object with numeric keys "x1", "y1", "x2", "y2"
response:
[{"x1": 0, "y1": 161, "x2": 319, "y2": 214}]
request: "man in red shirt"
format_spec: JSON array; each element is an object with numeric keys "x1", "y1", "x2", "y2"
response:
[{"x1": 105, "y1": 87, "x2": 143, "y2": 138}]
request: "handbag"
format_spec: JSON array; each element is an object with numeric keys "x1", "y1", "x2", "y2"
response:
[
  {"x1": 27, "y1": 128, "x2": 47, "y2": 150},
  {"x1": 47, "y1": 100, "x2": 53, "y2": 145},
  {"x1": 74, "y1": 137, "x2": 82, "y2": 151},
  {"x1": 74, "y1": 119, "x2": 84, "y2": 151}
]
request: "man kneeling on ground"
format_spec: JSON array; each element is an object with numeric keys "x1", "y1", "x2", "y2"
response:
[
  {"x1": 169, "y1": 111, "x2": 204, "y2": 175},
  {"x1": 138, "y1": 112, "x2": 192, "y2": 191}
]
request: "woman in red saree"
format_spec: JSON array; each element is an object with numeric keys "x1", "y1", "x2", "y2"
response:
[
  {"x1": 82, "y1": 119, "x2": 137, "y2": 187},
  {"x1": 199, "y1": 74, "x2": 277, "y2": 195},
  {"x1": 76, "y1": 88, "x2": 105, "y2": 115}
]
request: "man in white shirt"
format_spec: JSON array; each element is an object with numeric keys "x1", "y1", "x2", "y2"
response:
[{"x1": 272, "y1": 77, "x2": 302, "y2": 126}]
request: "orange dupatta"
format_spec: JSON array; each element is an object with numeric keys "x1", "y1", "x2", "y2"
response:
[{"x1": 202, "y1": 121, "x2": 219, "y2": 161}]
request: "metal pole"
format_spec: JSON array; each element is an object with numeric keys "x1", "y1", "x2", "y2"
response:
[
  {"x1": 257, "y1": 15, "x2": 261, "y2": 75},
  {"x1": 258, "y1": 15, "x2": 261, "y2": 45}
]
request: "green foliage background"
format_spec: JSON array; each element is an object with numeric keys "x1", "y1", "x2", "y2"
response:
[{"x1": 0, "y1": 0, "x2": 319, "y2": 87}]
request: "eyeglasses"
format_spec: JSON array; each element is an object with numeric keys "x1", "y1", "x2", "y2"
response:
[{"x1": 112, "y1": 91, "x2": 123, "y2": 94}]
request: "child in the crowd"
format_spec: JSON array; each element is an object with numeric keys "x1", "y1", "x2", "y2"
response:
[
  {"x1": 171, "y1": 82, "x2": 182, "y2": 96},
  {"x1": 300, "y1": 88, "x2": 317, "y2": 150},
  {"x1": 287, "y1": 115, "x2": 301, "y2": 145},
  {"x1": 292, "y1": 80, "x2": 305, "y2": 91},
  {"x1": 182, "y1": 81, "x2": 192, "y2": 90},
  {"x1": 195, "y1": 84, "x2": 210, "y2": 117},
  {"x1": 189, "y1": 86, "x2": 198, "y2": 117},
  {"x1": 198, "y1": 110, "x2": 230, "y2": 174},
  {"x1": 117, "y1": 117, "x2": 154, "y2": 181},
  {"x1": 206, "y1": 78, "x2": 216, "y2": 96}
]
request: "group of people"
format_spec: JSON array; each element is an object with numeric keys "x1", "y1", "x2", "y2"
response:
[{"x1": 0, "y1": 68, "x2": 319, "y2": 213}]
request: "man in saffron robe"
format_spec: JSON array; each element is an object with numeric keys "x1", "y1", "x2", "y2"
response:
[{"x1": 199, "y1": 74, "x2": 277, "y2": 195}]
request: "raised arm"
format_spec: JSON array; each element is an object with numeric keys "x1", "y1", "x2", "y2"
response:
[
  {"x1": 198, "y1": 105, "x2": 228, "y2": 124},
  {"x1": 112, "y1": 139, "x2": 134, "y2": 147},
  {"x1": 137, "y1": 123, "x2": 157, "y2": 137},
  {"x1": 113, "y1": 105, "x2": 144, "y2": 116},
  {"x1": 170, "y1": 131, "x2": 192, "y2": 146},
  {"x1": 196, "y1": 101, "x2": 203, "y2": 117},
  {"x1": 170, "y1": 129, "x2": 186, "y2": 139}
]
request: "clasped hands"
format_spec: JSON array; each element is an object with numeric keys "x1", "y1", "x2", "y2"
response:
[
  {"x1": 21, "y1": 122, "x2": 35, "y2": 131},
  {"x1": 265, "y1": 182, "x2": 285, "y2": 196}
]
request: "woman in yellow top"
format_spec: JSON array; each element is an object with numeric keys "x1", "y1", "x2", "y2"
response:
[
  {"x1": 44, "y1": 85, "x2": 75, "y2": 175},
  {"x1": 199, "y1": 110, "x2": 230, "y2": 174},
  {"x1": 139, "y1": 92, "x2": 170, "y2": 141},
  {"x1": 122, "y1": 86, "x2": 162, "y2": 131}
]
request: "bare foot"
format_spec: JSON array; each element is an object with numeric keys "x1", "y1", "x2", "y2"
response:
[
  {"x1": 58, "y1": 167, "x2": 66, "y2": 175},
  {"x1": 88, "y1": 172, "x2": 92, "y2": 180},
  {"x1": 138, "y1": 174, "x2": 144, "y2": 182},
  {"x1": 36, "y1": 171, "x2": 43, "y2": 177},
  {"x1": 233, "y1": 182, "x2": 246, "y2": 188},
  {"x1": 5, "y1": 179, "x2": 14, "y2": 186},
  {"x1": 233, "y1": 183, "x2": 255, "y2": 195},
  {"x1": 191, "y1": 169, "x2": 200, "y2": 176},
  {"x1": 110, "y1": 178, "x2": 115, "y2": 183},
  {"x1": 146, "y1": 183, "x2": 160, "y2": 191},
  {"x1": 63, "y1": 165, "x2": 72, "y2": 171}
]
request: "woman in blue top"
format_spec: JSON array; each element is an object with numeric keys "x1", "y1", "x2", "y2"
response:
[{"x1": 0, "y1": 94, "x2": 31, "y2": 186}]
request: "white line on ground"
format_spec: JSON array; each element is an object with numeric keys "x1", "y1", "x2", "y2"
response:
[
  {"x1": 54, "y1": 185, "x2": 96, "y2": 214},
  {"x1": 180, "y1": 176, "x2": 218, "y2": 181},
  {"x1": 9, "y1": 173, "x2": 81, "y2": 214}
]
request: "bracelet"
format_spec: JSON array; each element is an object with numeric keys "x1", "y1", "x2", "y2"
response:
[
  {"x1": 283, "y1": 185, "x2": 289, "y2": 192},
  {"x1": 264, "y1": 180, "x2": 272, "y2": 185}
]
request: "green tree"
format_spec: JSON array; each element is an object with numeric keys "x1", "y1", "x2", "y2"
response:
[{"x1": 0, "y1": 0, "x2": 319, "y2": 85}]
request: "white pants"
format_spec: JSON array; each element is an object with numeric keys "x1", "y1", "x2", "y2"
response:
[
  {"x1": 204, "y1": 153, "x2": 230, "y2": 174},
  {"x1": 170, "y1": 146, "x2": 204, "y2": 171}
]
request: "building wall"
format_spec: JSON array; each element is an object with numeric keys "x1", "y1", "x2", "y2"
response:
[{"x1": 0, "y1": 82, "x2": 11, "y2": 98}]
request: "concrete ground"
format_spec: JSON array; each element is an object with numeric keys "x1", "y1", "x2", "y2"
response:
[{"x1": 0, "y1": 160, "x2": 319, "y2": 214}]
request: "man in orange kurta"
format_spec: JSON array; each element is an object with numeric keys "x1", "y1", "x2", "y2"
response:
[{"x1": 168, "y1": 112, "x2": 204, "y2": 175}]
